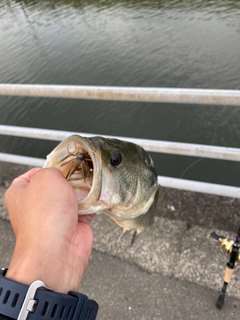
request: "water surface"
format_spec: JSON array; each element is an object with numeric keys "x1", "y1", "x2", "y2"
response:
[{"x1": 1, "y1": 0, "x2": 240, "y2": 185}]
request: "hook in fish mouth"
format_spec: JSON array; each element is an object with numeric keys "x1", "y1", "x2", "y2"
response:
[
  {"x1": 43, "y1": 135, "x2": 102, "y2": 211},
  {"x1": 60, "y1": 142, "x2": 94, "y2": 181}
]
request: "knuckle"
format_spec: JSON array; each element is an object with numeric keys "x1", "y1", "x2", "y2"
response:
[{"x1": 37, "y1": 167, "x2": 61, "y2": 180}]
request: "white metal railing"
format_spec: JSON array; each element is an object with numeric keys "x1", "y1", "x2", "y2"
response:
[
  {"x1": 0, "y1": 84, "x2": 240, "y2": 105},
  {"x1": 0, "y1": 153, "x2": 44, "y2": 167},
  {"x1": 1, "y1": 150, "x2": 240, "y2": 199},
  {"x1": 1, "y1": 124, "x2": 240, "y2": 161},
  {"x1": 1, "y1": 84, "x2": 240, "y2": 198}
]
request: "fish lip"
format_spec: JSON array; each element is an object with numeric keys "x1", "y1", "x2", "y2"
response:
[
  {"x1": 44, "y1": 134, "x2": 103, "y2": 213},
  {"x1": 70, "y1": 135, "x2": 103, "y2": 211}
]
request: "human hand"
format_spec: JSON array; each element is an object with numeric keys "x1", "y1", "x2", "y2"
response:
[{"x1": 4, "y1": 168, "x2": 94, "y2": 294}]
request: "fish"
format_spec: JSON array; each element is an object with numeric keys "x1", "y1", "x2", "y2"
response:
[{"x1": 43, "y1": 135, "x2": 161, "y2": 236}]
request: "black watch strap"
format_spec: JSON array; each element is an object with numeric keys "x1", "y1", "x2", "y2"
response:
[{"x1": 0, "y1": 269, "x2": 98, "y2": 320}]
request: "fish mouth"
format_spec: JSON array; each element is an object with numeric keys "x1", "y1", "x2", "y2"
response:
[{"x1": 44, "y1": 135, "x2": 102, "y2": 214}]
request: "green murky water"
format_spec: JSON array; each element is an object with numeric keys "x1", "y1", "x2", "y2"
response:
[{"x1": 1, "y1": 0, "x2": 240, "y2": 185}]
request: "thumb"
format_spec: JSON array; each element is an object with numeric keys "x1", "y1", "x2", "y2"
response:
[
  {"x1": 4, "y1": 168, "x2": 41, "y2": 208},
  {"x1": 10, "y1": 168, "x2": 41, "y2": 187}
]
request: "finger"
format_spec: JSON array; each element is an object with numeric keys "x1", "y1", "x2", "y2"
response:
[
  {"x1": 78, "y1": 214, "x2": 95, "y2": 224},
  {"x1": 11, "y1": 168, "x2": 41, "y2": 187},
  {"x1": 5, "y1": 168, "x2": 41, "y2": 205}
]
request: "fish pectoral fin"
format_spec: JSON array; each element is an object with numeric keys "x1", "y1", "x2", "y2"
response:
[
  {"x1": 119, "y1": 228, "x2": 131, "y2": 239},
  {"x1": 118, "y1": 228, "x2": 138, "y2": 247},
  {"x1": 109, "y1": 215, "x2": 142, "y2": 245}
]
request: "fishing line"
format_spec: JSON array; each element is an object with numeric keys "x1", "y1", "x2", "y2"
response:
[
  {"x1": 180, "y1": 80, "x2": 240, "y2": 179},
  {"x1": 180, "y1": 125, "x2": 217, "y2": 179}
]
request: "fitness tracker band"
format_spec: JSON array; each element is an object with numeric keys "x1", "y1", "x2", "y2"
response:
[{"x1": 0, "y1": 269, "x2": 98, "y2": 320}]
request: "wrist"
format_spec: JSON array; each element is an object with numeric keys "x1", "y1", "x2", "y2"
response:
[{"x1": 6, "y1": 243, "x2": 86, "y2": 294}]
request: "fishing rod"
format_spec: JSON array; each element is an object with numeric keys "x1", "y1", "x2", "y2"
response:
[{"x1": 211, "y1": 226, "x2": 240, "y2": 308}]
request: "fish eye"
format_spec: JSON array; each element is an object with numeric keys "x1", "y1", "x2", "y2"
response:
[{"x1": 111, "y1": 151, "x2": 122, "y2": 165}]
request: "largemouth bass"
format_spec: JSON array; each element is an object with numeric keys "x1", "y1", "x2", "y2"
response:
[{"x1": 44, "y1": 135, "x2": 161, "y2": 235}]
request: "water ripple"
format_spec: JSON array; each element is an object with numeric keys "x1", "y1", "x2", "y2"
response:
[{"x1": 1, "y1": 0, "x2": 240, "y2": 185}]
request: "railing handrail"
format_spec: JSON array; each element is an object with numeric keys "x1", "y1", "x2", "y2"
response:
[
  {"x1": 0, "y1": 84, "x2": 240, "y2": 106},
  {"x1": 1, "y1": 125, "x2": 240, "y2": 161},
  {"x1": 1, "y1": 152, "x2": 240, "y2": 199}
]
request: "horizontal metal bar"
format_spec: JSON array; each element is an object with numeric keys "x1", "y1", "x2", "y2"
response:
[
  {"x1": 1, "y1": 125, "x2": 240, "y2": 161},
  {"x1": 0, "y1": 153, "x2": 44, "y2": 167},
  {"x1": 0, "y1": 84, "x2": 240, "y2": 106},
  {"x1": 1, "y1": 153, "x2": 240, "y2": 198},
  {"x1": 158, "y1": 176, "x2": 240, "y2": 198}
]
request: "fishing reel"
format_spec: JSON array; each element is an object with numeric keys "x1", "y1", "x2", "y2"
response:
[{"x1": 211, "y1": 227, "x2": 240, "y2": 309}]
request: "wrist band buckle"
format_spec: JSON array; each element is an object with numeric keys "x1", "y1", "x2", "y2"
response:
[{"x1": 18, "y1": 280, "x2": 52, "y2": 320}]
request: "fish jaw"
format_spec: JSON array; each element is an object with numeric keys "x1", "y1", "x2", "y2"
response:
[{"x1": 43, "y1": 135, "x2": 103, "y2": 214}]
